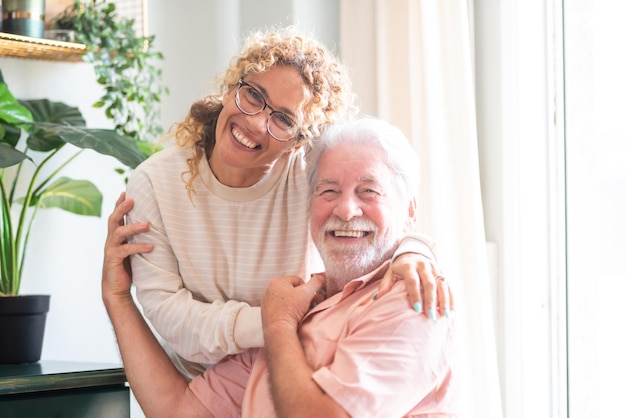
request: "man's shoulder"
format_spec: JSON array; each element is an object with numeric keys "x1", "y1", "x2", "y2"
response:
[{"x1": 359, "y1": 280, "x2": 454, "y2": 331}]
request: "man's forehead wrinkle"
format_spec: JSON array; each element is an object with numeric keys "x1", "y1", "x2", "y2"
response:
[
  {"x1": 314, "y1": 176, "x2": 385, "y2": 190},
  {"x1": 314, "y1": 178, "x2": 338, "y2": 188}
]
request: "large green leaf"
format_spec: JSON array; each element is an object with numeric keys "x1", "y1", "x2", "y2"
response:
[
  {"x1": 0, "y1": 124, "x2": 22, "y2": 147},
  {"x1": 22, "y1": 99, "x2": 86, "y2": 126},
  {"x1": 0, "y1": 83, "x2": 33, "y2": 127},
  {"x1": 28, "y1": 122, "x2": 147, "y2": 169},
  {"x1": 0, "y1": 142, "x2": 29, "y2": 168},
  {"x1": 37, "y1": 177, "x2": 102, "y2": 216},
  {"x1": 21, "y1": 99, "x2": 86, "y2": 152}
]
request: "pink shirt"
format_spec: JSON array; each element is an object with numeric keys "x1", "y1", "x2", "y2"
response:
[{"x1": 190, "y1": 261, "x2": 460, "y2": 417}]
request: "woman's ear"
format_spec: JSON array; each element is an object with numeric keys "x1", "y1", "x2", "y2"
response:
[
  {"x1": 291, "y1": 140, "x2": 306, "y2": 152},
  {"x1": 280, "y1": 142, "x2": 302, "y2": 157}
]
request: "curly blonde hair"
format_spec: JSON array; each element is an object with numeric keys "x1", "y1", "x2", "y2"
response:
[{"x1": 172, "y1": 26, "x2": 357, "y2": 193}]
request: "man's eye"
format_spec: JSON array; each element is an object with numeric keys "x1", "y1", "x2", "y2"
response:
[{"x1": 361, "y1": 189, "x2": 381, "y2": 197}]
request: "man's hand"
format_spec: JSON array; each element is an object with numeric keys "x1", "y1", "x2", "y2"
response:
[
  {"x1": 377, "y1": 253, "x2": 453, "y2": 319},
  {"x1": 102, "y1": 192, "x2": 153, "y2": 303},
  {"x1": 261, "y1": 273, "x2": 326, "y2": 332}
]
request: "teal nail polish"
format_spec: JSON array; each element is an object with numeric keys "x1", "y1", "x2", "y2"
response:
[
  {"x1": 428, "y1": 309, "x2": 436, "y2": 321},
  {"x1": 444, "y1": 309, "x2": 450, "y2": 319},
  {"x1": 372, "y1": 292, "x2": 378, "y2": 301},
  {"x1": 413, "y1": 302, "x2": 422, "y2": 313}
]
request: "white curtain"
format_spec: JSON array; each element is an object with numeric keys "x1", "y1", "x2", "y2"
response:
[{"x1": 340, "y1": 1, "x2": 503, "y2": 417}]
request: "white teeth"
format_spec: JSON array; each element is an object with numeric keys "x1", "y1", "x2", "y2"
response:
[
  {"x1": 333, "y1": 230, "x2": 366, "y2": 238},
  {"x1": 232, "y1": 128, "x2": 258, "y2": 149}
]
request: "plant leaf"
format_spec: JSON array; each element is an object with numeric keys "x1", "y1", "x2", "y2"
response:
[
  {"x1": 0, "y1": 142, "x2": 29, "y2": 168},
  {"x1": 37, "y1": 177, "x2": 102, "y2": 216},
  {"x1": 21, "y1": 99, "x2": 86, "y2": 152},
  {"x1": 0, "y1": 83, "x2": 33, "y2": 126},
  {"x1": 0, "y1": 124, "x2": 22, "y2": 147},
  {"x1": 27, "y1": 122, "x2": 147, "y2": 169},
  {"x1": 22, "y1": 99, "x2": 86, "y2": 126}
]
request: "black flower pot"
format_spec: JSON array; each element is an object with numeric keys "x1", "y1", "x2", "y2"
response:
[{"x1": 0, "y1": 295, "x2": 50, "y2": 364}]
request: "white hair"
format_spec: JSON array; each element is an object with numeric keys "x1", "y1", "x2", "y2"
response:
[{"x1": 305, "y1": 116, "x2": 420, "y2": 225}]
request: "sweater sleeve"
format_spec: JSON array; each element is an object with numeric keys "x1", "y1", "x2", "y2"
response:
[
  {"x1": 126, "y1": 164, "x2": 263, "y2": 368},
  {"x1": 392, "y1": 232, "x2": 438, "y2": 261}
]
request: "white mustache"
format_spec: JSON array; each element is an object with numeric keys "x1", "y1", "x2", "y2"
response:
[{"x1": 321, "y1": 217, "x2": 378, "y2": 234}]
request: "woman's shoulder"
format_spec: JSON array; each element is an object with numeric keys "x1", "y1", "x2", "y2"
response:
[{"x1": 135, "y1": 145, "x2": 194, "y2": 171}]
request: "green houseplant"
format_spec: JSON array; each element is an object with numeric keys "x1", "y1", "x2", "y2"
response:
[
  {"x1": 0, "y1": 0, "x2": 167, "y2": 364},
  {"x1": 0, "y1": 71, "x2": 147, "y2": 363},
  {"x1": 52, "y1": 0, "x2": 168, "y2": 145}
]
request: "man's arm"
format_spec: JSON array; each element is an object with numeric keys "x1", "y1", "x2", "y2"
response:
[
  {"x1": 102, "y1": 194, "x2": 212, "y2": 418},
  {"x1": 261, "y1": 274, "x2": 349, "y2": 418}
]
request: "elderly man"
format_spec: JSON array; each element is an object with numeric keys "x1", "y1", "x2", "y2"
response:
[{"x1": 102, "y1": 117, "x2": 459, "y2": 417}]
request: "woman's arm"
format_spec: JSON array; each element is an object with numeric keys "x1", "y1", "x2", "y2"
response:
[
  {"x1": 379, "y1": 233, "x2": 454, "y2": 319},
  {"x1": 121, "y1": 169, "x2": 263, "y2": 366},
  {"x1": 102, "y1": 193, "x2": 212, "y2": 418}
]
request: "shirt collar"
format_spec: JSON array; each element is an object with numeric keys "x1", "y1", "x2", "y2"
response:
[{"x1": 305, "y1": 260, "x2": 391, "y2": 317}]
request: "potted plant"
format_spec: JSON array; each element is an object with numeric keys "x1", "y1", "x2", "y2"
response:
[{"x1": 0, "y1": 70, "x2": 148, "y2": 364}]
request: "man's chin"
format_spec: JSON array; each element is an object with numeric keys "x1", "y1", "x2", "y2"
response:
[{"x1": 321, "y1": 250, "x2": 380, "y2": 282}]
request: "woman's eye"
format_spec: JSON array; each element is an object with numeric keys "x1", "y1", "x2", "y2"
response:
[
  {"x1": 246, "y1": 87, "x2": 264, "y2": 104},
  {"x1": 274, "y1": 113, "x2": 295, "y2": 129}
]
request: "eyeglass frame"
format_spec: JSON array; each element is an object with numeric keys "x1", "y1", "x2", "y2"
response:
[{"x1": 235, "y1": 80, "x2": 300, "y2": 142}]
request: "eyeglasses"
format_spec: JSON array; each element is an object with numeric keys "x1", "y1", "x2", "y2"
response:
[{"x1": 235, "y1": 80, "x2": 299, "y2": 142}]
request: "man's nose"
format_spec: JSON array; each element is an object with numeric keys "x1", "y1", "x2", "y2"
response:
[{"x1": 332, "y1": 194, "x2": 363, "y2": 221}]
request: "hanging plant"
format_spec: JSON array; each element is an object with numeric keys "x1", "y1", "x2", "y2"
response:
[{"x1": 52, "y1": 0, "x2": 168, "y2": 152}]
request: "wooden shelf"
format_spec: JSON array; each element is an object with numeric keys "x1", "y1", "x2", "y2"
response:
[{"x1": 0, "y1": 32, "x2": 86, "y2": 62}]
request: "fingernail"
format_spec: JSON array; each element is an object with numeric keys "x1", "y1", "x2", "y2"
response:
[
  {"x1": 444, "y1": 309, "x2": 450, "y2": 319},
  {"x1": 413, "y1": 302, "x2": 422, "y2": 313},
  {"x1": 428, "y1": 309, "x2": 436, "y2": 321},
  {"x1": 310, "y1": 301, "x2": 318, "y2": 308},
  {"x1": 372, "y1": 292, "x2": 378, "y2": 301}
]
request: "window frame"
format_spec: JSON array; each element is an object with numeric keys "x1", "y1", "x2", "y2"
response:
[{"x1": 474, "y1": 0, "x2": 567, "y2": 416}]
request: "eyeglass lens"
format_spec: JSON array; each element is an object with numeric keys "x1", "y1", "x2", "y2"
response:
[{"x1": 237, "y1": 83, "x2": 297, "y2": 141}]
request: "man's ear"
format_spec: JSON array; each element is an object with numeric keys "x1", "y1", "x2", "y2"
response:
[{"x1": 405, "y1": 198, "x2": 418, "y2": 231}]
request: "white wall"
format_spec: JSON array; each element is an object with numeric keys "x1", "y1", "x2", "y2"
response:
[{"x1": 1, "y1": 1, "x2": 338, "y2": 416}]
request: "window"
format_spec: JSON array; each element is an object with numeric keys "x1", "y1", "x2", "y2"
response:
[
  {"x1": 476, "y1": 0, "x2": 624, "y2": 416},
  {"x1": 45, "y1": 0, "x2": 147, "y2": 36},
  {"x1": 563, "y1": 0, "x2": 626, "y2": 416}
]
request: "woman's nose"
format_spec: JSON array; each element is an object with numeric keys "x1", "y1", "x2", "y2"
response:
[{"x1": 249, "y1": 111, "x2": 269, "y2": 134}]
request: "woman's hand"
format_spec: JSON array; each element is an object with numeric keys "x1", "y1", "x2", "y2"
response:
[
  {"x1": 102, "y1": 192, "x2": 153, "y2": 303},
  {"x1": 376, "y1": 253, "x2": 454, "y2": 319}
]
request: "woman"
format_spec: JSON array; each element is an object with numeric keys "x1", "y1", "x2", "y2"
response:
[{"x1": 104, "y1": 26, "x2": 450, "y2": 379}]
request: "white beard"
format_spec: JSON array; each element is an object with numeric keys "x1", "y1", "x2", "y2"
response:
[{"x1": 316, "y1": 218, "x2": 400, "y2": 296}]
